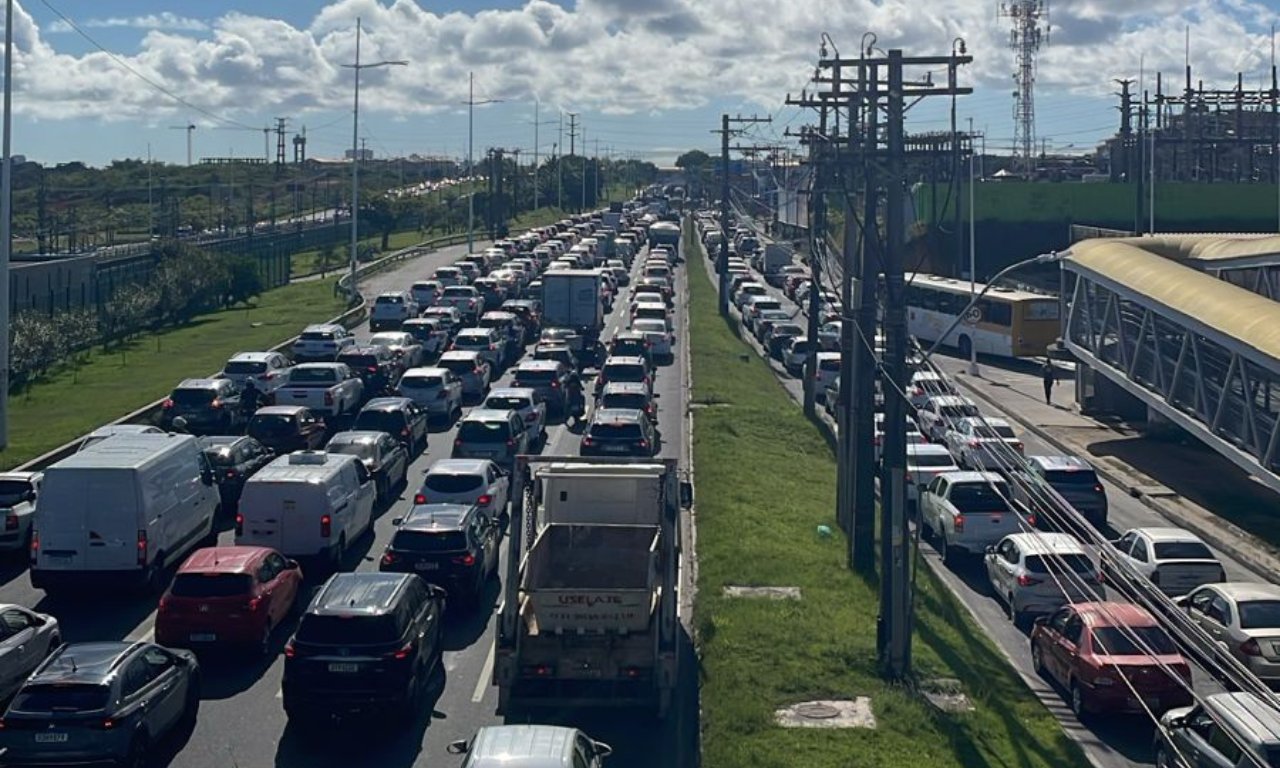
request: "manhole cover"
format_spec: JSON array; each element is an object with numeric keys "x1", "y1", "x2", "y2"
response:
[{"x1": 795, "y1": 702, "x2": 840, "y2": 720}]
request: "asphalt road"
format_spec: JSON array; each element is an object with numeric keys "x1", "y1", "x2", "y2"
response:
[
  {"x1": 700, "y1": 236, "x2": 1267, "y2": 768},
  {"x1": 0, "y1": 239, "x2": 698, "y2": 768}
]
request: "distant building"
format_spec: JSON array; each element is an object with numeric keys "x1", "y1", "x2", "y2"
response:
[{"x1": 344, "y1": 148, "x2": 374, "y2": 162}]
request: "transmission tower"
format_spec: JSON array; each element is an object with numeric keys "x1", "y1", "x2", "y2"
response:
[{"x1": 1000, "y1": 0, "x2": 1048, "y2": 177}]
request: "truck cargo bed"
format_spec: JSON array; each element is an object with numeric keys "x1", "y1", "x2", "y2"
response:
[{"x1": 521, "y1": 524, "x2": 659, "y2": 633}]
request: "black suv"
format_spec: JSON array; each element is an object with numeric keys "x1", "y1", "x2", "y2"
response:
[
  {"x1": 283, "y1": 572, "x2": 445, "y2": 722},
  {"x1": 353, "y1": 397, "x2": 430, "y2": 457},
  {"x1": 0, "y1": 641, "x2": 200, "y2": 767},
  {"x1": 161, "y1": 377, "x2": 244, "y2": 435},
  {"x1": 511, "y1": 360, "x2": 574, "y2": 417},
  {"x1": 199, "y1": 435, "x2": 274, "y2": 507},
  {"x1": 338, "y1": 345, "x2": 402, "y2": 398},
  {"x1": 380, "y1": 504, "x2": 500, "y2": 609},
  {"x1": 581, "y1": 408, "x2": 659, "y2": 456}
]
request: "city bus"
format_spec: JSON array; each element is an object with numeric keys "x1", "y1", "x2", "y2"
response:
[{"x1": 904, "y1": 273, "x2": 1060, "y2": 359}]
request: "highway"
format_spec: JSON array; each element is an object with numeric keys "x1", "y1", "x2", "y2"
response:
[
  {"x1": 0, "y1": 239, "x2": 698, "y2": 768},
  {"x1": 699, "y1": 234, "x2": 1270, "y2": 768}
]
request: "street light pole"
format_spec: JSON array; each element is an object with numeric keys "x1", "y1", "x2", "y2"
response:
[
  {"x1": 341, "y1": 18, "x2": 406, "y2": 301},
  {"x1": 463, "y1": 73, "x2": 502, "y2": 254},
  {"x1": 967, "y1": 116, "x2": 978, "y2": 376},
  {"x1": 0, "y1": 0, "x2": 13, "y2": 449}
]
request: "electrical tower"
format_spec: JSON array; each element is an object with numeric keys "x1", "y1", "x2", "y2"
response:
[
  {"x1": 1000, "y1": 0, "x2": 1048, "y2": 177},
  {"x1": 274, "y1": 117, "x2": 289, "y2": 166}
]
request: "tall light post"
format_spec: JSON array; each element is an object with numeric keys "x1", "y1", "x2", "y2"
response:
[
  {"x1": 341, "y1": 18, "x2": 406, "y2": 301},
  {"x1": 463, "y1": 73, "x2": 502, "y2": 254},
  {"x1": 967, "y1": 116, "x2": 978, "y2": 375},
  {"x1": 0, "y1": 0, "x2": 13, "y2": 448}
]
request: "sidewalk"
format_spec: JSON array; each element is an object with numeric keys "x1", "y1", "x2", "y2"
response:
[{"x1": 942, "y1": 357, "x2": 1280, "y2": 579}]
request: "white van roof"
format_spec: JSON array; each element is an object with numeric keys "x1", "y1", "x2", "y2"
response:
[
  {"x1": 54, "y1": 433, "x2": 197, "y2": 470},
  {"x1": 252, "y1": 451, "x2": 358, "y2": 483}
]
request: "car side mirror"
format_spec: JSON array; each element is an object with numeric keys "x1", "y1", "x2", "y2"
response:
[
  {"x1": 286, "y1": 559, "x2": 300, "y2": 570},
  {"x1": 392, "y1": 517, "x2": 404, "y2": 526},
  {"x1": 429, "y1": 584, "x2": 448, "y2": 601},
  {"x1": 1166, "y1": 715, "x2": 1186, "y2": 730},
  {"x1": 22, "y1": 490, "x2": 36, "y2": 503},
  {"x1": 446, "y1": 739, "x2": 470, "y2": 755},
  {"x1": 594, "y1": 742, "x2": 613, "y2": 758},
  {"x1": 984, "y1": 545, "x2": 996, "y2": 555},
  {"x1": 1033, "y1": 615, "x2": 1048, "y2": 626},
  {"x1": 200, "y1": 470, "x2": 215, "y2": 487},
  {"x1": 30, "y1": 615, "x2": 45, "y2": 627}
]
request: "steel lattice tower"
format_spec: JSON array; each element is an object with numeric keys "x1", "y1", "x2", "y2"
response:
[{"x1": 1000, "y1": 0, "x2": 1047, "y2": 177}]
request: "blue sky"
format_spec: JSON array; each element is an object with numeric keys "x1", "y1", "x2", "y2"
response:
[{"x1": 5, "y1": 0, "x2": 1278, "y2": 167}]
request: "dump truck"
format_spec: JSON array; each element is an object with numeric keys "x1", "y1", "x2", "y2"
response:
[{"x1": 494, "y1": 457, "x2": 686, "y2": 717}]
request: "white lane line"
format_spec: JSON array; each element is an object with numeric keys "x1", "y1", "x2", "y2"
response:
[{"x1": 472, "y1": 640, "x2": 496, "y2": 702}]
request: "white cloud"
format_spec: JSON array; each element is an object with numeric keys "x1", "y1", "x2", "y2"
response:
[{"x1": 10, "y1": 0, "x2": 1278, "y2": 133}]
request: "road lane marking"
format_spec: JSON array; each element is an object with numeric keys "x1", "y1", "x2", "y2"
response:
[{"x1": 472, "y1": 640, "x2": 496, "y2": 702}]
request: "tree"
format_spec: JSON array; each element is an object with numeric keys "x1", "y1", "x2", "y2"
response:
[
  {"x1": 362, "y1": 195, "x2": 398, "y2": 250},
  {"x1": 226, "y1": 256, "x2": 263, "y2": 307},
  {"x1": 675, "y1": 149, "x2": 711, "y2": 171}
]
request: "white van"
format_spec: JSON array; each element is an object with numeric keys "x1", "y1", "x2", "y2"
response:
[
  {"x1": 236, "y1": 451, "x2": 375, "y2": 567},
  {"x1": 31, "y1": 434, "x2": 218, "y2": 593}
]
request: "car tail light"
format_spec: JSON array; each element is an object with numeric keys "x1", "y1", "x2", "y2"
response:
[
  {"x1": 29, "y1": 530, "x2": 38, "y2": 563},
  {"x1": 210, "y1": 399, "x2": 224, "y2": 409},
  {"x1": 324, "y1": 391, "x2": 334, "y2": 406},
  {"x1": 162, "y1": 398, "x2": 174, "y2": 409},
  {"x1": 235, "y1": 514, "x2": 244, "y2": 537},
  {"x1": 367, "y1": 366, "x2": 379, "y2": 373},
  {"x1": 530, "y1": 664, "x2": 553, "y2": 676},
  {"x1": 638, "y1": 440, "x2": 649, "y2": 449},
  {"x1": 454, "y1": 438, "x2": 462, "y2": 447},
  {"x1": 246, "y1": 595, "x2": 264, "y2": 611},
  {"x1": 381, "y1": 551, "x2": 397, "y2": 566},
  {"x1": 1094, "y1": 483, "x2": 1105, "y2": 493},
  {"x1": 1095, "y1": 570, "x2": 1105, "y2": 584},
  {"x1": 1016, "y1": 574, "x2": 1042, "y2": 587},
  {"x1": 284, "y1": 641, "x2": 296, "y2": 659},
  {"x1": 1012, "y1": 441, "x2": 1024, "y2": 451},
  {"x1": 401, "y1": 428, "x2": 410, "y2": 438},
  {"x1": 1027, "y1": 514, "x2": 1037, "y2": 527},
  {"x1": 1243, "y1": 638, "x2": 1263, "y2": 657},
  {"x1": 137, "y1": 530, "x2": 148, "y2": 566},
  {"x1": 967, "y1": 440, "x2": 980, "y2": 448},
  {"x1": 391, "y1": 642, "x2": 414, "y2": 661},
  {"x1": 453, "y1": 553, "x2": 477, "y2": 567},
  {"x1": 414, "y1": 493, "x2": 426, "y2": 504},
  {"x1": 320, "y1": 514, "x2": 332, "y2": 538},
  {"x1": 477, "y1": 494, "x2": 493, "y2": 506},
  {"x1": 582, "y1": 436, "x2": 594, "y2": 446},
  {"x1": 95, "y1": 718, "x2": 117, "y2": 730},
  {"x1": 473, "y1": 367, "x2": 482, "y2": 375},
  {"x1": 4, "y1": 515, "x2": 16, "y2": 531},
  {"x1": 550, "y1": 380, "x2": 559, "y2": 388},
  {"x1": 952, "y1": 514, "x2": 965, "y2": 533}
]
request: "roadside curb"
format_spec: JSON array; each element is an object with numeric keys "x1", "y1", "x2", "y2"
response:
[{"x1": 952, "y1": 373, "x2": 1280, "y2": 581}]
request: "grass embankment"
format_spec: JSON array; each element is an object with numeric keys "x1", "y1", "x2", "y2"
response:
[
  {"x1": 289, "y1": 229, "x2": 431, "y2": 279},
  {"x1": 689, "y1": 229, "x2": 1083, "y2": 767},
  {"x1": 0, "y1": 280, "x2": 347, "y2": 469}
]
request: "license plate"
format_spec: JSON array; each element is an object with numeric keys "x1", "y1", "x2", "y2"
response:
[
  {"x1": 44, "y1": 552, "x2": 73, "y2": 560},
  {"x1": 190, "y1": 633, "x2": 217, "y2": 642},
  {"x1": 604, "y1": 444, "x2": 628, "y2": 453},
  {"x1": 327, "y1": 662, "x2": 359, "y2": 674},
  {"x1": 34, "y1": 733, "x2": 68, "y2": 743},
  {"x1": 414, "y1": 562, "x2": 440, "y2": 571}
]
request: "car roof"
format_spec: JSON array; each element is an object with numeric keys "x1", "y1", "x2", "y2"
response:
[
  {"x1": 1203, "y1": 693, "x2": 1280, "y2": 746},
  {"x1": 403, "y1": 367, "x2": 450, "y2": 377},
  {"x1": 1002, "y1": 532, "x2": 1087, "y2": 556},
  {"x1": 230, "y1": 351, "x2": 280, "y2": 362},
  {"x1": 402, "y1": 503, "x2": 476, "y2": 531},
  {"x1": 957, "y1": 416, "x2": 1012, "y2": 429},
  {"x1": 604, "y1": 356, "x2": 646, "y2": 366},
  {"x1": 464, "y1": 408, "x2": 516, "y2": 422},
  {"x1": 0, "y1": 471, "x2": 39, "y2": 482},
  {"x1": 426, "y1": 459, "x2": 494, "y2": 475},
  {"x1": 603, "y1": 382, "x2": 649, "y2": 395},
  {"x1": 177, "y1": 546, "x2": 272, "y2": 575},
  {"x1": 592, "y1": 408, "x2": 645, "y2": 423},
  {"x1": 482, "y1": 311, "x2": 518, "y2": 320},
  {"x1": 302, "y1": 323, "x2": 343, "y2": 332},
  {"x1": 310, "y1": 572, "x2": 411, "y2": 617},
  {"x1": 1027, "y1": 455, "x2": 1095, "y2": 472},
  {"x1": 516, "y1": 360, "x2": 562, "y2": 371},
  {"x1": 940, "y1": 470, "x2": 1006, "y2": 484},
  {"x1": 457, "y1": 327, "x2": 495, "y2": 336},
  {"x1": 32, "y1": 642, "x2": 140, "y2": 685},
  {"x1": 1200, "y1": 582, "x2": 1280, "y2": 602},
  {"x1": 254, "y1": 405, "x2": 307, "y2": 416},
  {"x1": 928, "y1": 395, "x2": 976, "y2": 407},
  {"x1": 327, "y1": 430, "x2": 384, "y2": 445},
  {"x1": 362, "y1": 397, "x2": 413, "y2": 412},
  {"x1": 468, "y1": 725, "x2": 579, "y2": 764},
  {"x1": 612, "y1": 331, "x2": 646, "y2": 340},
  {"x1": 1070, "y1": 601, "x2": 1158, "y2": 628},
  {"x1": 340, "y1": 345, "x2": 383, "y2": 355},
  {"x1": 488, "y1": 387, "x2": 537, "y2": 400},
  {"x1": 1130, "y1": 527, "x2": 1207, "y2": 543},
  {"x1": 439, "y1": 350, "x2": 482, "y2": 361},
  {"x1": 175, "y1": 378, "x2": 223, "y2": 389},
  {"x1": 906, "y1": 443, "x2": 953, "y2": 457}
]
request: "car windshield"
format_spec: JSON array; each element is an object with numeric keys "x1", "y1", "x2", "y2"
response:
[
  {"x1": 606, "y1": 364, "x2": 647, "y2": 381},
  {"x1": 296, "y1": 614, "x2": 399, "y2": 645},
  {"x1": 442, "y1": 287, "x2": 473, "y2": 297},
  {"x1": 0, "y1": 479, "x2": 33, "y2": 504},
  {"x1": 591, "y1": 422, "x2": 643, "y2": 439},
  {"x1": 339, "y1": 355, "x2": 380, "y2": 369},
  {"x1": 940, "y1": 404, "x2": 980, "y2": 419},
  {"x1": 458, "y1": 420, "x2": 510, "y2": 442},
  {"x1": 515, "y1": 369, "x2": 557, "y2": 384},
  {"x1": 11, "y1": 684, "x2": 110, "y2": 714},
  {"x1": 439, "y1": 359, "x2": 476, "y2": 374},
  {"x1": 1238, "y1": 600, "x2": 1280, "y2": 630},
  {"x1": 376, "y1": 296, "x2": 404, "y2": 305},
  {"x1": 635, "y1": 308, "x2": 666, "y2": 321},
  {"x1": 290, "y1": 368, "x2": 337, "y2": 384},
  {"x1": 1044, "y1": 469, "x2": 1100, "y2": 486},
  {"x1": 973, "y1": 425, "x2": 1017, "y2": 439},
  {"x1": 1024, "y1": 554, "x2": 1094, "y2": 575},
  {"x1": 224, "y1": 361, "x2": 267, "y2": 375},
  {"x1": 353, "y1": 411, "x2": 403, "y2": 434},
  {"x1": 453, "y1": 336, "x2": 489, "y2": 348},
  {"x1": 773, "y1": 324, "x2": 804, "y2": 337},
  {"x1": 203, "y1": 449, "x2": 237, "y2": 468},
  {"x1": 909, "y1": 454, "x2": 955, "y2": 468},
  {"x1": 1090, "y1": 626, "x2": 1178, "y2": 656},
  {"x1": 604, "y1": 394, "x2": 649, "y2": 411},
  {"x1": 327, "y1": 441, "x2": 377, "y2": 461},
  {"x1": 948, "y1": 483, "x2": 1010, "y2": 512},
  {"x1": 392, "y1": 529, "x2": 467, "y2": 553},
  {"x1": 368, "y1": 335, "x2": 404, "y2": 347},
  {"x1": 611, "y1": 341, "x2": 646, "y2": 355},
  {"x1": 423, "y1": 473, "x2": 484, "y2": 494},
  {"x1": 171, "y1": 388, "x2": 215, "y2": 406},
  {"x1": 818, "y1": 358, "x2": 841, "y2": 372},
  {"x1": 171, "y1": 572, "x2": 253, "y2": 598},
  {"x1": 1152, "y1": 541, "x2": 1214, "y2": 560},
  {"x1": 485, "y1": 396, "x2": 530, "y2": 411},
  {"x1": 249, "y1": 414, "x2": 296, "y2": 436},
  {"x1": 633, "y1": 320, "x2": 666, "y2": 334},
  {"x1": 400, "y1": 376, "x2": 443, "y2": 389},
  {"x1": 299, "y1": 330, "x2": 336, "y2": 341}
]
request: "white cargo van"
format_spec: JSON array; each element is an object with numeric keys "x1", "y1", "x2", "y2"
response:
[
  {"x1": 235, "y1": 451, "x2": 375, "y2": 567},
  {"x1": 31, "y1": 434, "x2": 218, "y2": 593}
]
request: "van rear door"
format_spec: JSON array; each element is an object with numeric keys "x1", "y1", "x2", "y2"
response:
[
  {"x1": 39, "y1": 469, "x2": 141, "y2": 571},
  {"x1": 236, "y1": 483, "x2": 288, "y2": 551}
]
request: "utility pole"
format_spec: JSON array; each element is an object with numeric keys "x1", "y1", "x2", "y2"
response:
[
  {"x1": 567, "y1": 113, "x2": 579, "y2": 156},
  {"x1": 169, "y1": 122, "x2": 196, "y2": 166},
  {"x1": 713, "y1": 114, "x2": 772, "y2": 317},
  {"x1": 274, "y1": 117, "x2": 289, "y2": 168},
  {"x1": 804, "y1": 106, "x2": 829, "y2": 420},
  {"x1": 852, "y1": 56, "x2": 879, "y2": 574}
]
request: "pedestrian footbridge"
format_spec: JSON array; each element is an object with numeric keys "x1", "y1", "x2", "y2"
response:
[{"x1": 1062, "y1": 235, "x2": 1280, "y2": 495}]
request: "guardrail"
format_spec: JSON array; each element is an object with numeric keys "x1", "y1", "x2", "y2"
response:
[{"x1": 12, "y1": 227, "x2": 534, "y2": 472}]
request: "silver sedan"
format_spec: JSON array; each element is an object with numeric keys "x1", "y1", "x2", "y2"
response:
[
  {"x1": 0, "y1": 605, "x2": 60, "y2": 700},
  {"x1": 1178, "y1": 582, "x2": 1280, "y2": 685}
]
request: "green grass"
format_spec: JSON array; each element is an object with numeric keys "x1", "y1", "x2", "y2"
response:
[
  {"x1": 688, "y1": 225, "x2": 1084, "y2": 768},
  {"x1": 0, "y1": 280, "x2": 348, "y2": 469},
  {"x1": 289, "y1": 228, "x2": 434, "y2": 279}
]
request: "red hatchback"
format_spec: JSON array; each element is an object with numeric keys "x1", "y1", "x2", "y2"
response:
[
  {"x1": 1030, "y1": 601, "x2": 1193, "y2": 719},
  {"x1": 156, "y1": 546, "x2": 303, "y2": 655}
]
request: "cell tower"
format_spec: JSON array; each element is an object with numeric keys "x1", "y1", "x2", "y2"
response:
[{"x1": 999, "y1": 0, "x2": 1048, "y2": 177}]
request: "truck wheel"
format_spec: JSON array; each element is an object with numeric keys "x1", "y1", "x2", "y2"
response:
[{"x1": 940, "y1": 535, "x2": 956, "y2": 567}]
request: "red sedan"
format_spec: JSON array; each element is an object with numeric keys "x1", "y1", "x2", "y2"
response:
[
  {"x1": 156, "y1": 546, "x2": 302, "y2": 655},
  {"x1": 1030, "y1": 601, "x2": 1193, "y2": 718}
]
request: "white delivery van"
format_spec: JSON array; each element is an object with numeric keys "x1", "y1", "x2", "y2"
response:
[
  {"x1": 31, "y1": 434, "x2": 218, "y2": 593},
  {"x1": 235, "y1": 451, "x2": 375, "y2": 567}
]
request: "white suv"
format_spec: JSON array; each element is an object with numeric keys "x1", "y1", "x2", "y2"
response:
[
  {"x1": 984, "y1": 531, "x2": 1099, "y2": 627},
  {"x1": 370, "y1": 291, "x2": 420, "y2": 331}
]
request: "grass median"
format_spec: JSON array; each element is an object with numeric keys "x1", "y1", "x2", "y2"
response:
[
  {"x1": 0, "y1": 280, "x2": 347, "y2": 469},
  {"x1": 688, "y1": 236, "x2": 1084, "y2": 767}
]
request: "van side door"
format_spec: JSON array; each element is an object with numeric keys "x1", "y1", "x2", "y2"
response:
[{"x1": 349, "y1": 462, "x2": 376, "y2": 538}]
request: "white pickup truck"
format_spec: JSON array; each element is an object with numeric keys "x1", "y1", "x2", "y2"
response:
[
  {"x1": 438, "y1": 285, "x2": 483, "y2": 323},
  {"x1": 919, "y1": 471, "x2": 1023, "y2": 566},
  {"x1": 273, "y1": 363, "x2": 364, "y2": 418}
]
